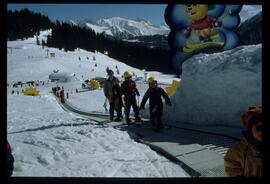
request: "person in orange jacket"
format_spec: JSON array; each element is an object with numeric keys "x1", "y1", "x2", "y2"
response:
[{"x1": 224, "y1": 106, "x2": 262, "y2": 177}]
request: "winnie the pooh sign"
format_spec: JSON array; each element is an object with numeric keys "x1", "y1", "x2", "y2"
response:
[{"x1": 165, "y1": 4, "x2": 242, "y2": 74}]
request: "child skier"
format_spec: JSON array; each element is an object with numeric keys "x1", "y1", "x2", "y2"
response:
[
  {"x1": 121, "y1": 71, "x2": 141, "y2": 124},
  {"x1": 139, "y1": 77, "x2": 172, "y2": 130}
]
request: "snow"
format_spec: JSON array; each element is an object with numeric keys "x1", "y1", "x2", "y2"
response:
[
  {"x1": 7, "y1": 31, "x2": 187, "y2": 177},
  {"x1": 7, "y1": 29, "x2": 261, "y2": 177},
  {"x1": 162, "y1": 45, "x2": 261, "y2": 127},
  {"x1": 79, "y1": 17, "x2": 170, "y2": 38}
]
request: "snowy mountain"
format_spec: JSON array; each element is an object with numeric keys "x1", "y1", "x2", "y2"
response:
[{"x1": 74, "y1": 17, "x2": 170, "y2": 39}]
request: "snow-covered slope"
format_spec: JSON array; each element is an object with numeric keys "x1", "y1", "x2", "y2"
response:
[
  {"x1": 7, "y1": 31, "x2": 185, "y2": 177},
  {"x1": 75, "y1": 17, "x2": 170, "y2": 39},
  {"x1": 162, "y1": 45, "x2": 261, "y2": 127}
]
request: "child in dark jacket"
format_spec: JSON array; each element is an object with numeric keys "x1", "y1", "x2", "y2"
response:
[{"x1": 140, "y1": 77, "x2": 171, "y2": 130}]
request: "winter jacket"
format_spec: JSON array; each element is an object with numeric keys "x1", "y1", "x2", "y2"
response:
[
  {"x1": 103, "y1": 77, "x2": 120, "y2": 102},
  {"x1": 140, "y1": 87, "x2": 171, "y2": 109},
  {"x1": 224, "y1": 132, "x2": 262, "y2": 177},
  {"x1": 121, "y1": 80, "x2": 140, "y2": 100}
]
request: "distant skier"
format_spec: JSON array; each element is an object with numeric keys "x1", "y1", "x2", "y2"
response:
[
  {"x1": 121, "y1": 71, "x2": 141, "y2": 124},
  {"x1": 60, "y1": 86, "x2": 65, "y2": 103},
  {"x1": 106, "y1": 66, "x2": 110, "y2": 74},
  {"x1": 78, "y1": 56, "x2": 81, "y2": 61},
  {"x1": 139, "y1": 77, "x2": 172, "y2": 130},
  {"x1": 103, "y1": 69, "x2": 123, "y2": 121}
]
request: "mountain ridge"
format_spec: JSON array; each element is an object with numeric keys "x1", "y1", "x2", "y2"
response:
[{"x1": 72, "y1": 17, "x2": 170, "y2": 39}]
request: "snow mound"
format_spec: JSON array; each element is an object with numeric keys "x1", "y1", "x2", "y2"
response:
[{"x1": 163, "y1": 44, "x2": 261, "y2": 127}]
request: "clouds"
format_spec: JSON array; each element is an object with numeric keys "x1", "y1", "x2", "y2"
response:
[{"x1": 240, "y1": 5, "x2": 262, "y2": 22}]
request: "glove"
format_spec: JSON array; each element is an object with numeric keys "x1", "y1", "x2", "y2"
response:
[{"x1": 167, "y1": 102, "x2": 172, "y2": 106}]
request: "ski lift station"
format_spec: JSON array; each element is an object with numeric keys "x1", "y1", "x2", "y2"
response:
[{"x1": 48, "y1": 72, "x2": 72, "y2": 82}]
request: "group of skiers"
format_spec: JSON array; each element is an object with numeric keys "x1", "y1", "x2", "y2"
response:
[
  {"x1": 103, "y1": 69, "x2": 172, "y2": 130},
  {"x1": 52, "y1": 86, "x2": 69, "y2": 103}
]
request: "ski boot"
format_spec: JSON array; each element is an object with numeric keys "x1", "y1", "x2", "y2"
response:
[
  {"x1": 110, "y1": 115, "x2": 114, "y2": 121},
  {"x1": 126, "y1": 118, "x2": 132, "y2": 124},
  {"x1": 151, "y1": 120, "x2": 157, "y2": 131},
  {"x1": 114, "y1": 116, "x2": 122, "y2": 122},
  {"x1": 134, "y1": 117, "x2": 141, "y2": 126},
  {"x1": 134, "y1": 116, "x2": 141, "y2": 123},
  {"x1": 156, "y1": 119, "x2": 164, "y2": 131}
]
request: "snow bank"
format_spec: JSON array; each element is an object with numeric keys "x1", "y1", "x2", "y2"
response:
[{"x1": 163, "y1": 44, "x2": 261, "y2": 127}]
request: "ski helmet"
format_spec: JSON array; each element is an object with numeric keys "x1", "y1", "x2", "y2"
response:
[
  {"x1": 123, "y1": 71, "x2": 132, "y2": 78},
  {"x1": 148, "y1": 76, "x2": 157, "y2": 84},
  {"x1": 241, "y1": 106, "x2": 262, "y2": 128}
]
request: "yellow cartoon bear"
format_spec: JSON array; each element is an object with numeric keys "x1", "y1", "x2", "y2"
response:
[{"x1": 185, "y1": 4, "x2": 220, "y2": 42}]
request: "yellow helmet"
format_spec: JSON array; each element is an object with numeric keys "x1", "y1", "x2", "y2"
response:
[
  {"x1": 123, "y1": 71, "x2": 132, "y2": 78},
  {"x1": 148, "y1": 76, "x2": 157, "y2": 84}
]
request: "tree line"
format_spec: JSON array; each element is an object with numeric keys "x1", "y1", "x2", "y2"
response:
[
  {"x1": 7, "y1": 9, "x2": 174, "y2": 74},
  {"x1": 7, "y1": 8, "x2": 52, "y2": 41}
]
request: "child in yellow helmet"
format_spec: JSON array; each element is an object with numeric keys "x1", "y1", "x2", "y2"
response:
[
  {"x1": 121, "y1": 71, "x2": 141, "y2": 124},
  {"x1": 140, "y1": 77, "x2": 172, "y2": 130}
]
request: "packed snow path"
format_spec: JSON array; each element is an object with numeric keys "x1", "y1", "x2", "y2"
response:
[{"x1": 54, "y1": 93, "x2": 241, "y2": 177}]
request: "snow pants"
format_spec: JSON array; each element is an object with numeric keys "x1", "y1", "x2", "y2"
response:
[
  {"x1": 124, "y1": 96, "x2": 139, "y2": 119},
  {"x1": 109, "y1": 97, "x2": 122, "y2": 119},
  {"x1": 150, "y1": 105, "x2": 163, "y2": 127}
]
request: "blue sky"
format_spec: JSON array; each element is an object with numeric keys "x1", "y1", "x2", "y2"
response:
[
  {"x1": 7, "y1": 4, "x2": 167, "y2": 25},
  {"x1": 7, "y1": 4, "x2": 262, "y2": 25}
]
